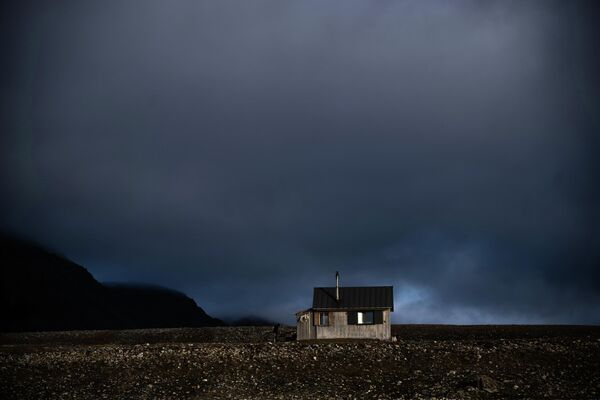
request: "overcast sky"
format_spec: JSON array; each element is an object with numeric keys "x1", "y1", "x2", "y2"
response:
[{"x1": 1, "y1": 0, "x2": 599, "y2": 324}]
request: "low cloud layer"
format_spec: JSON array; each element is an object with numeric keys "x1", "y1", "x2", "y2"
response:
[{"x1": 1, "y1": 0, "x2": 599, "y2": 323}]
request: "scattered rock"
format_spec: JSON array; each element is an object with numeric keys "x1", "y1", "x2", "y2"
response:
[
  {"x1": 1, "y1": 326, "x2": 599, "y2": 399},
  {"x1": 477, "y1": 375, "x2": 499, "y2": 393}
]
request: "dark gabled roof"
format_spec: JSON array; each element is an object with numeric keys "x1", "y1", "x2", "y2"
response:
[{"x1": 312, "y1": 286, "x2": 394, "y2": 311}]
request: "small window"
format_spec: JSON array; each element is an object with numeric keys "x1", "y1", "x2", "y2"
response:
[
  {"x1": 320, "y1": 312, "x2": 329, "y2": 326},
  {"x1": 357, "y1": 311, "x2": 374, "y2": 325}
]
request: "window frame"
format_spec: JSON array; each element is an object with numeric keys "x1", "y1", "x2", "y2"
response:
[
  {"x1": 348, "y1": 310, "x2": 385, "y2": 325},
  {"x1": 319, "y1": 312, "x2": 329, "y2": 326},
  {"x1": 357, "y1": 311, "x2": 375, "y2": 325},
  {"x1": 314, "y1": 311, "x2": 330, "y2": 326}
]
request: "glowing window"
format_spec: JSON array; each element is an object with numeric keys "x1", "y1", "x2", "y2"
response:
[{"x1": 357, "y1": 311, "x2": 373, "y2": 324}]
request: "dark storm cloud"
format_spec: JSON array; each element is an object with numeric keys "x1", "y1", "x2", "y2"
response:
[{"x1": 1, "y1": 0, "x2": 599, "y2": 323}]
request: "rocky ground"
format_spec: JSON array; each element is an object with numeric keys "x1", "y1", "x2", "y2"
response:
[{"x1": 1, "y1": 325, "x2": 599, "y2": 399}]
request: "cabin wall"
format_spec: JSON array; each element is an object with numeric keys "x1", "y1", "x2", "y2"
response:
[
  {"x1": 314, "y1": 309, "x2": 391, "y2": 340},
  {"x1": 296, "y1": 311, "x2": 315, "y2": 340}
]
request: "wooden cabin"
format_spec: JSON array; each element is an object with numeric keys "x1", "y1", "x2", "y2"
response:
[{"x1": 296, "y1": 273, "x2": 394, "y2": 340}]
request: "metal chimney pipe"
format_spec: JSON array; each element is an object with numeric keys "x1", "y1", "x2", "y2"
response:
[{"x1": 335, "y1": 271, "x2": 340, "y2": 301}]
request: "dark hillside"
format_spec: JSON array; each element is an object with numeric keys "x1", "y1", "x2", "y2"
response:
[
  {"x1": 107, "y1": 284, "x2": 223, "y2": 328},
  {"x1": 0, "y1": 234, "x2": 222, "y2": 332},
  {"x1": 0, "y1": 234, "x2": 124, "y2": 331}
]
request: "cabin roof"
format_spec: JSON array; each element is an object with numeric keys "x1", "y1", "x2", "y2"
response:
[{"x1": 312, "y1": 286, "x2": 394, "y2": 311}]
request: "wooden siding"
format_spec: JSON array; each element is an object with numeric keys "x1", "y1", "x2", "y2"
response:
[
  {"x1": 296, "y1": 310, "x2": 315, "y2": 340},
  {"x1": 297, "y1": 309, "x2": 392, "y2": 340}
]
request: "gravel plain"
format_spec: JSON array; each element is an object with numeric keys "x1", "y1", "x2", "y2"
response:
[{"x1": 1, "y1": 325, "x2": 599, "y2": 399}]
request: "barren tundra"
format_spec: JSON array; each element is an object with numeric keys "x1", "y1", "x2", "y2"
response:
[{"x1": 1, "y1": 325, "x2": 600, "y2": 399}]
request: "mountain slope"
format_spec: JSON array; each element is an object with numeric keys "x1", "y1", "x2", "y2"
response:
[
  {"x1": 106, "y1": 283, "x2": 223, "y2": 329},
  {"x1": 0, "y1": 234, "x2": 223, "y2": 332}
]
